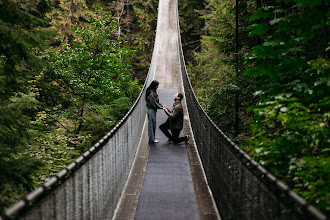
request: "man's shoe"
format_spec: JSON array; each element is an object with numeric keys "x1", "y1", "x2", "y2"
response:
[
  {"x1": 185, "y1": 135, "x2": 190, "y2": 144},
  {"x1": 153, "y1": 139, "x2": 159, "y2": 143}
]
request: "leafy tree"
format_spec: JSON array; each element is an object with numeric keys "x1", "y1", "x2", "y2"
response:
[
  {"x1": 128, "y1": 0, "x2": 158, "y2": 82},
  {"x1": 42, "y1": 6, "x2": 137, "y2": 134},
  {"x1": 0, "y1": 1, "x2": 139, "y2": 211},
  {"x1": 190, "y1": 0, "x2": 256, "y2": 141},
  {"x1": 244, "y1": 0, "x2": 329, "y2": 213},
  {"x1": 190, "y1": 0, "x2": 329, "y2": 214},
  {"x1": 178, "y1": 0, "x2": 206, "y2": 61},
  {"x1": 0, "y1": 0, "x2": 51, "y2": 211},
  {"x1": 46, "y1": 0, "x2": 88, "y2": 45}
]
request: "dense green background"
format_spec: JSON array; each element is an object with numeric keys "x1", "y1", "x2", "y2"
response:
[
  {"x1": 189, "y1": 0, "x2": 329, "y2": 214},
  {"x1": 0, "y1": 0, "x2": 328, "y2": 215}
]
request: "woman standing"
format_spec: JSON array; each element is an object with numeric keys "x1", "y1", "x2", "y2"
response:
[{"x1": 146, "y1": 80, "x2": 163, "y2": 144}]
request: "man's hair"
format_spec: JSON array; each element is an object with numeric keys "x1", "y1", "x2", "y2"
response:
[{"x1": 177, "y1": 93, "x2": 184, "y2": 101}]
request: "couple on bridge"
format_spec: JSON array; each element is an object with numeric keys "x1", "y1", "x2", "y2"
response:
[{"x1": 146, "y1": 80, "x2": 189, "y2": 145}]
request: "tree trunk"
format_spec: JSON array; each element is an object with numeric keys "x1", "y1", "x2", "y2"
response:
[{"x1": 127, "y1": 0, "x2": 131, "y2": 45}]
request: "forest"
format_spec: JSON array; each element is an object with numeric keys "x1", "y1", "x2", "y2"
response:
[{"x1": 0, "y1": 0, "x2": 329, "y2": 216}]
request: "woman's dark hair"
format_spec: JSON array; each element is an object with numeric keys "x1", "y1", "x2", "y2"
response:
[{"x1": 146, "y1": 80, "x2": 159, "y2": 100}]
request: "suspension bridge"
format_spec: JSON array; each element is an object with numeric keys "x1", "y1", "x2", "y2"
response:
[{"x1": 1, "y1": 0, "x2": 327, "y2": 219}]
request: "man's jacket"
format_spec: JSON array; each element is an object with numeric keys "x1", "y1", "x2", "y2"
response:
[{"x1": 166, "y1": 102, "x2": 183, "y2": 130}]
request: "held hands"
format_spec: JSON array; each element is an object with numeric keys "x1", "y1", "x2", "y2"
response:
[{"x1": 162, "y1": 105, "x2": 169, "y2": 113}]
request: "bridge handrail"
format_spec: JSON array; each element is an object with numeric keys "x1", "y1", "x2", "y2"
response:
[{"x1": 2, "y1": 88, "x2": 144, "y2": 219}]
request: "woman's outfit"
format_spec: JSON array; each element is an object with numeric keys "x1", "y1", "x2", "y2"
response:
[{"x1": 146, "y1": 89, "x2": 163, "y2": 144}]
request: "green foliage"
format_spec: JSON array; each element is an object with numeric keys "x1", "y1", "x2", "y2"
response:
[
  {"x1": 129, "y1": 0, "x2": 158, "y2": 81},
  {"x1": 288, "y1": 156, "x2": 330, "y2": 212},
  {"x1": 46, "y1": 0, "x2": 88, "y2": 43},
  {"x1": 0, "y1": 0, "x2": 50, "y2": 100},
  {"x1": 0, "y1": 93, "x2": 44, "y2": 210},
  {"x1": 106, "y1": 97, "x2": 132, "y2": 121},
  {"x1": 27, "y1": 129, "x2": 80, "y2": 183},
  {"x1": 190, "y1": 0, "x2": 329, "y2": 214},
  {"x1": 0, "y1": 1, "x2": 140, "y2": 212},
  {"x1": 2, "y1": 0, "x2": 327, "y2": 216},
  {"x1": 0, "y1": 0, "x2": 51, "y2": 211},
  {"x1": 243, "y1": 0, "x2": 329, "y2": 214},
  {"x1": 42, "y1": 7, "x2": 137, "y2": 132},
  {"x1": 190, "y1": 0, "x2": 256, "y2": 141},
  {"x1": 178, "y1": 0, "x2": 205, "y2": 61}
]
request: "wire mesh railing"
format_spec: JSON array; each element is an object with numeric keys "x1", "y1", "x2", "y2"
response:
[
  {"x1": 1, "y1": 92, "x2": 146, "y2": 219},
  {"x1": 176, "y1": 11, "x2": 327, "y2": 220}
]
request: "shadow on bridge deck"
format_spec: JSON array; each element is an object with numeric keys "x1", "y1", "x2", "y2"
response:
[{"x1": 113, "y1": 89, "x2": 220, "y2": 220}]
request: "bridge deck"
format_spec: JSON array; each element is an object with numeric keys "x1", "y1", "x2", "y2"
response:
[
  {"x1": 113, "y1": 89, "x2": 219, "y2": 220},
  {"x1": 134, "y1": 89, "x2": 199, "y2": 220},
  {"x1": 112, "y1": 0, "x2": 219, "y2": 219}
]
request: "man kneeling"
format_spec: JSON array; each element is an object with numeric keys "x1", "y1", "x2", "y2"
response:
[{"x1": 160, "y1": 93, "x2": 189, "y2": 144}]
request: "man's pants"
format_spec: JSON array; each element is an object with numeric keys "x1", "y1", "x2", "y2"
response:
[{"x1": 159, "y1": 120, "x2": 187, "y2": 144}]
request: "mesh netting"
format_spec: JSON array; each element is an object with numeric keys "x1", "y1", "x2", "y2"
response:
[{"x1": 19, "y1": 92, "x2": 146, "y2": 219}]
